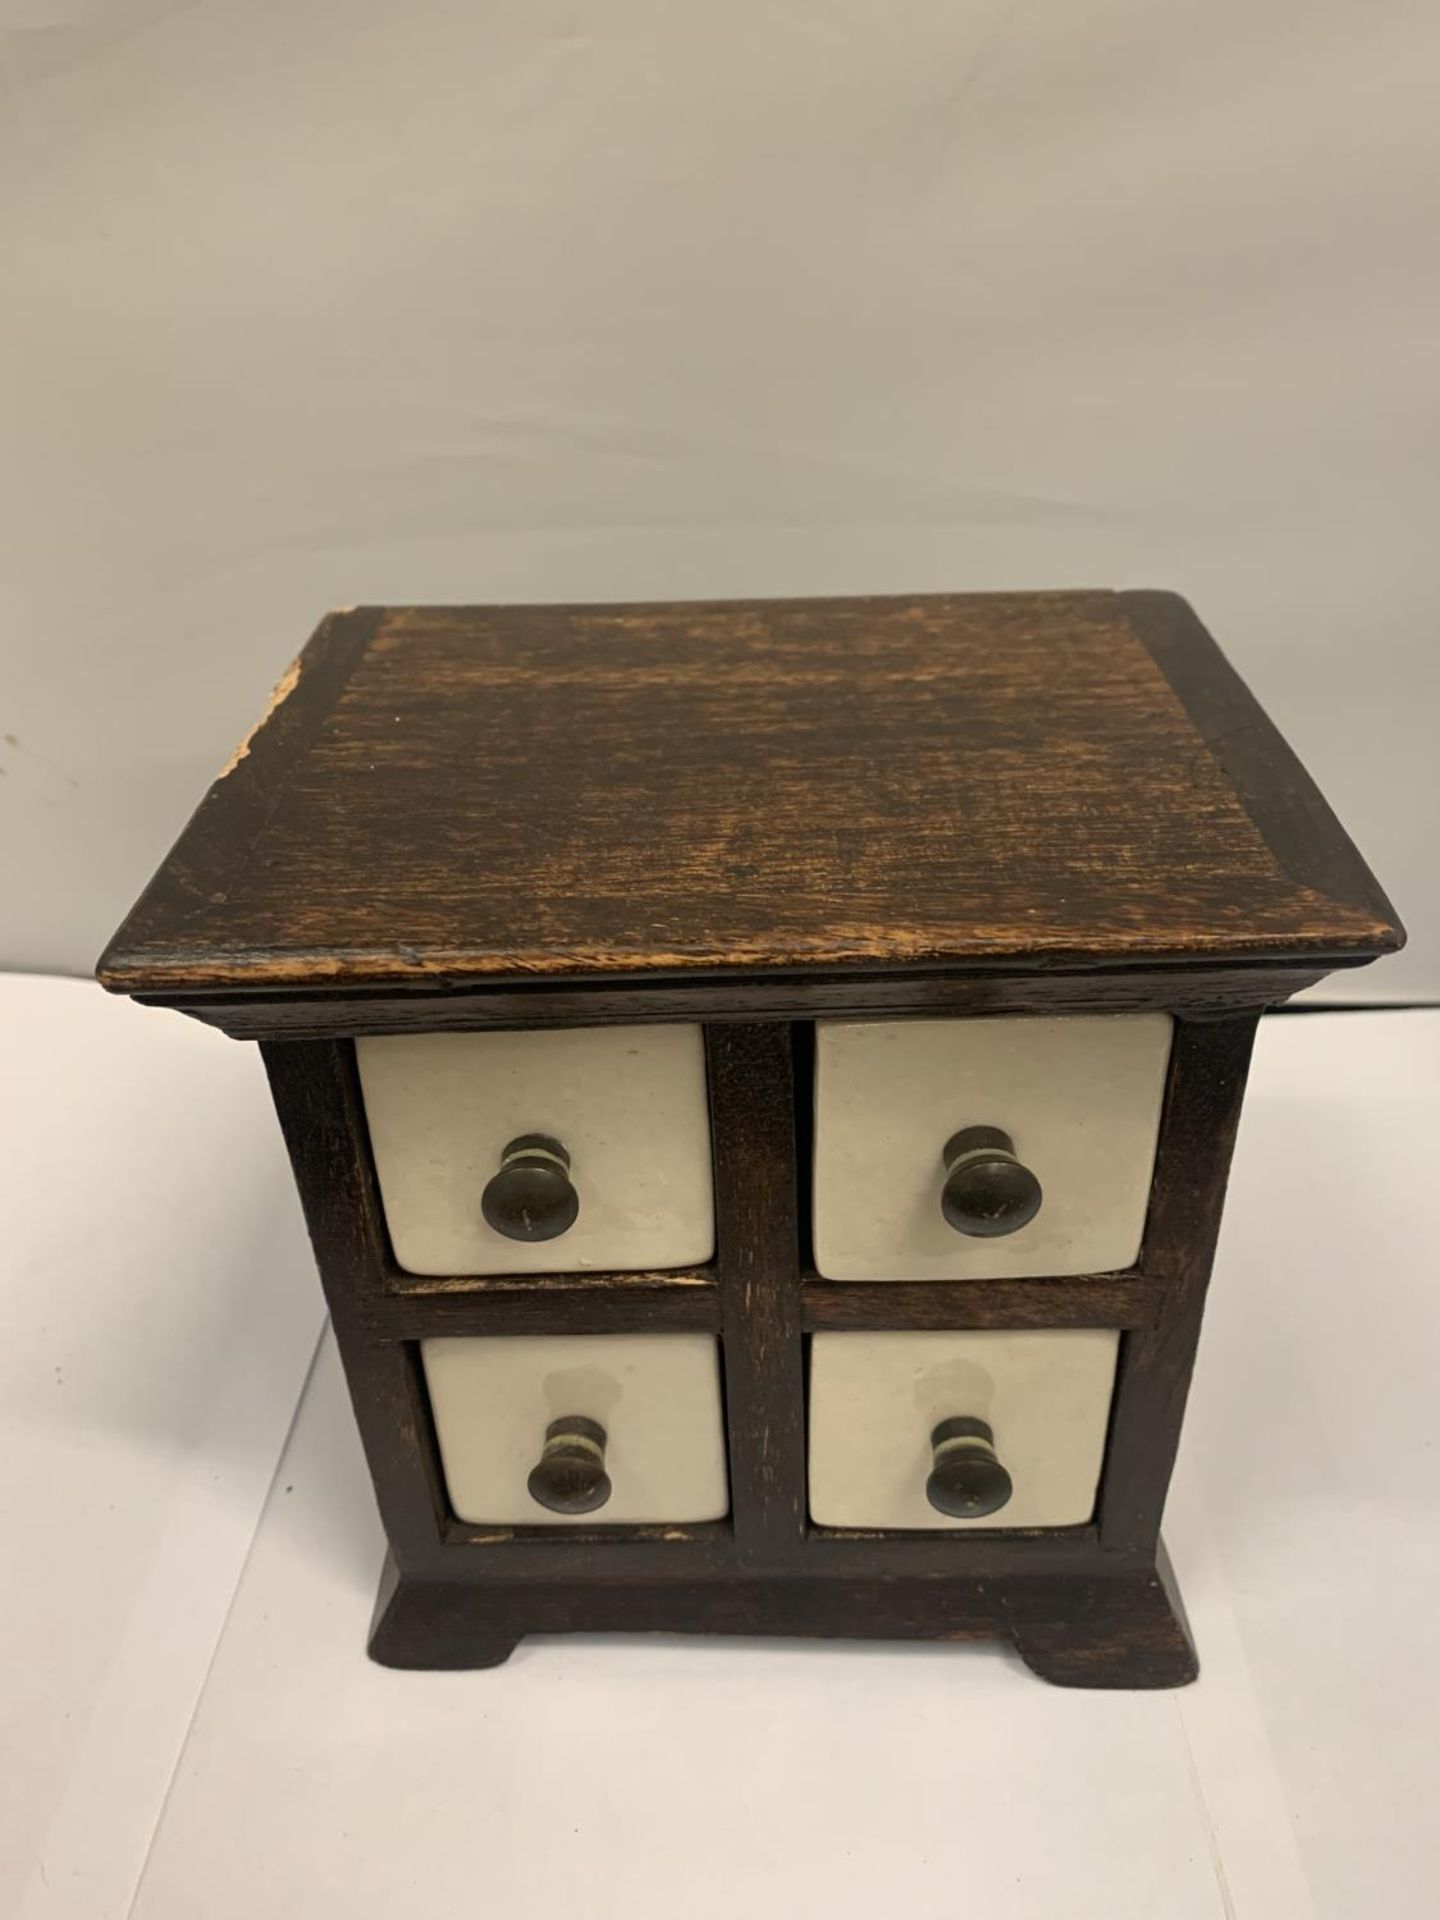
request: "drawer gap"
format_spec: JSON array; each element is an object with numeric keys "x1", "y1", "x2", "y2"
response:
[
  {"x1": 383, "y1": 1262, "x2": 717, "y2": 1296},
  {"x1": 444, "y1": 1519, "x2": 734, "y2": 1549}
]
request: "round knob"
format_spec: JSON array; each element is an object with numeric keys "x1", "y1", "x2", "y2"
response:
[
  {"x1": 925, "y1": 1416, "x2": 1013, "y2": 1519},
  {"x1": 526, "y1": 1415, "x2": 612, "y2": 1515},
  {"x1": 940, "y1": 1127, "x2": 1042, "y2": 1238},
  {"x1": 481, "y1": 1134, "x2": 579, "y2": 1242}
]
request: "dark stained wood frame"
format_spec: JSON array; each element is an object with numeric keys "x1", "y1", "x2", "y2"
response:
[
  {"x1": 99, "y1": 590, "x2": 1401, "y2": 1685},
  {"x1": 261, "y1": 982, "x2": 1260, "y2": 1688}
]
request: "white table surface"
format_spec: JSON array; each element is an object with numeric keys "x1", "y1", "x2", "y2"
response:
[{"x1": 4, "y1": 975, "x2": 1436, "y2": 1920}]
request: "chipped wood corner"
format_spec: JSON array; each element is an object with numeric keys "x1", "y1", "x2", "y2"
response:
[
  {"x1": 217, "y1": 654, "x2": 304, "y2": 780},
  {"x1": 212, "y1": 607, "x2": 366, "y2": 783}
]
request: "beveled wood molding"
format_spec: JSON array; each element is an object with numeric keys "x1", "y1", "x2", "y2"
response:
[{"x1": 134, "y1": 958, "x2": 1327, "y2": 1041}]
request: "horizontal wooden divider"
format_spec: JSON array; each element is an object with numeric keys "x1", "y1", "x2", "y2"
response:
[
  {"x1": 801, "y1": 1275, "x2": 1162, "y2": 1333},
  {"x1": 362, "y1": 1277, "x2": 722, "y2": 1340}
]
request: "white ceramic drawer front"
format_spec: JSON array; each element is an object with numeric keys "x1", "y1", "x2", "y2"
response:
[
  {"x1": 812, "y1": 1014, "x2": 1172, "y2": 1281},
  {"x1": 357, "y1": 1024, "x2": 714, "y2": 1276},
  {"x1": 422, "y1": 1333, "x2": 729, "y2": 1525},
  {"x1": 808, "y1": 1329, "x2": 1119, "y2": 1530}
]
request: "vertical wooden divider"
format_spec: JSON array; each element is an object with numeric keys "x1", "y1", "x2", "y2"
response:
[{"x1": 704, "y1": 1022, "x2": 808, "y2": 1565}]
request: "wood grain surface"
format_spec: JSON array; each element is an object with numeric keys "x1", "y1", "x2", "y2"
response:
[{"x1": 98, "y1": 591, "x2": 1402, "y2": 1000}]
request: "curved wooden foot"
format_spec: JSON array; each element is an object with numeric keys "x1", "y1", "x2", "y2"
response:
[
  {"x1": 1006, "y1": 1550, "x2": 1198, "y2": 1689},
  {"x1": 366, "y1": 1554, "x2": 522, "y2": 1671}
]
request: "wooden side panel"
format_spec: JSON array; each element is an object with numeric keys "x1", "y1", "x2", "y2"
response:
[
  {"x1": 260, "y1": 1039, "x2": 452, "y2": 1576},
  {"x1": 1098, "y1": 1015, "x2": 1260, "y2": 1550}
]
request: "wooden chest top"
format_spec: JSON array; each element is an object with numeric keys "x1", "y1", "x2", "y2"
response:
[{"x1": 98, "y1": 590, "x2": 1401, "y2": 998}]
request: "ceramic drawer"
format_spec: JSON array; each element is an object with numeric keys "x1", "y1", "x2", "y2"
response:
[
  {"x1": 357, "y1": 1024, "x2": 715, "y2": 1276},
  {"x1": 811, "y1": 1014, "x2": 1172, "y2": 1281},
  {"x1": 422, "y1": 1332, "x2": 729, "y2": 1525},
  {"x1": 807, "y1": 1329, "x2": 1119, "y2": 1529}
]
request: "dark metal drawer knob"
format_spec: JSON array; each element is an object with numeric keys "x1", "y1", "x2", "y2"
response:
[
  {"x1": 940, "y1": 1126, "x2": 1042, "y2": 1237},
  {"x1": 481, "y1": 1133, "x2": 580, "y2": 1242},
  {"x1": 925, "y1": 1416, "x2": 1013, "y2": 1519},
  {"x1": 526, "y1": 1415, "x2": 612, "y2": 1515}
]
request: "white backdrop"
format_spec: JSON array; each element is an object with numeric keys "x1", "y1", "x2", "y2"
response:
[{"x1": 2, "y1": 0, "x2": 1435, "y2": 998}]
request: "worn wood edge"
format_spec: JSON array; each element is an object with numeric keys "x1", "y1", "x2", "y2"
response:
[
  {"x1": 122, "y1": 949, "x2": 1346, "y2": 998},
  {"x1": 383, "y1": 1264, "x2": 716, "y2": 1298},
  {"x1": 94, "y1": 929, "x2": 1390, "y2": 1000},
  {"x1": 443, "y1": 1520, "x2": 732, "y2": 1550},
  {"x1": 126, "y1": 959, "x2": 1333, "y2": 1040},
  {"x1": 1122, "y1": 589, "x2": 1405, "y2": 950},
  {"x1": 94, "y1": 608, "x2": 382, "y2": 990}
]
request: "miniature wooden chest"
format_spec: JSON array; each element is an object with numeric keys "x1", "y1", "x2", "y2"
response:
[{"x1": 98, "y1": 591, "x2": 1402, "y2": 1685}]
